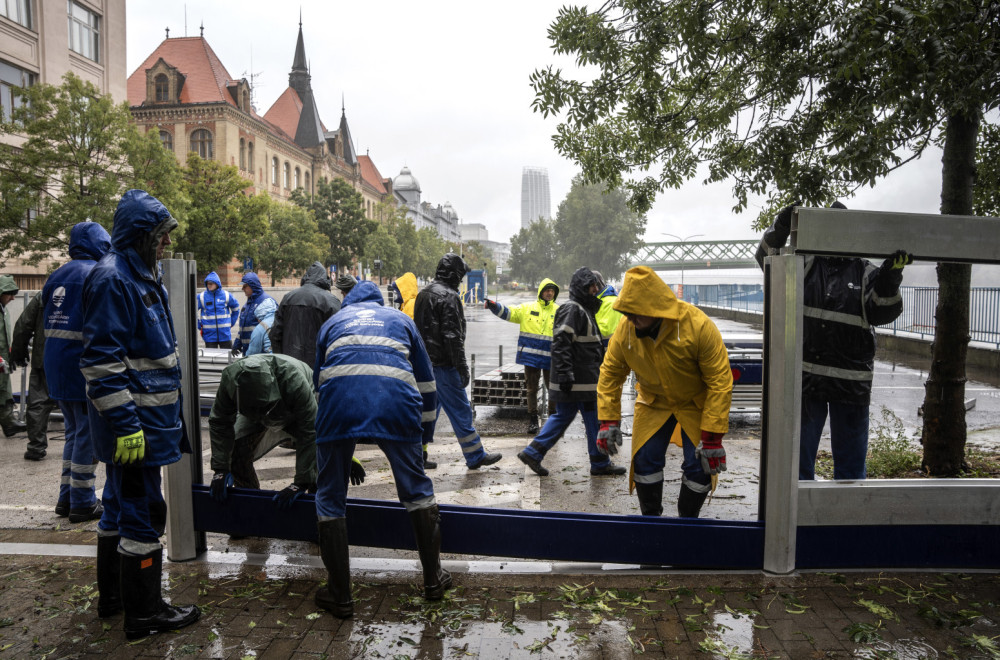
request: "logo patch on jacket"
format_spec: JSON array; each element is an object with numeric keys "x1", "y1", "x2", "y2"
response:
[
  {"x1": 141, "y1": 293, "x2": 157, "y2": 308},
  {"x1": 530, "y1": 311, "x2": 539, "y2": 316}
]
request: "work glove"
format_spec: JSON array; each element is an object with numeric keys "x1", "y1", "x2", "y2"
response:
[
  {"x1": 273, "y1": 483, "x2": 308, "y2": 509},
  {"x1": 559, "y1": 380, "x2": 574, "y2": 393},
  {"x1": 350, "y1": 457, "x2": 366, "y2": 486},
  {"x1": 697, "y1": 431, "x2": 727, "y2": 475},
  {"x1": 484, "y1": 298, "x2": 499, "y2": 313},
  {"x1": 596, "y1": 421, "x2": 623, "y2": 456},
  {"x1": 881, "y1": 250, "x2": 913, "y2": 272},
  {"x1": 0, "y1": 357, "x2": 7, "y2": 374},
  {"x1": 210, "y1": 471, "x2": 234, "y2": 502},
  {"x1": 114, "y1": 430, "x2": 146, "y2": 465},
  {"x1": 458, "y1": 365, "x2": 470, "y2": 389}
]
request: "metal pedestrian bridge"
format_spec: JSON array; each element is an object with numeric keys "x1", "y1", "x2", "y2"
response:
[{"x1": 629, "y1": 240, "x2": 759, "y2": 270}]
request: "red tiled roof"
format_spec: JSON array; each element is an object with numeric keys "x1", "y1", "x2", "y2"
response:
[
  {"x1": 263, "y1": 87, "x2": 302, "y2": 141},
  {"x1": 128, "y1": 37, "x2": 240, "y2": 107},
  {"x1": 358, "y1": 155, "x2": 387, "y2": 195}
]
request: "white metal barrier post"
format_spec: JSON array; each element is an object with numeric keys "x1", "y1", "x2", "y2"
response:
[{"x1": 162, "y1": 256, "x2": 206, "y2": 561}]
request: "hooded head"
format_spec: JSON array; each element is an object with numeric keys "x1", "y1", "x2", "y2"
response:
[
  {"x1": 302, "y1": 261, "x2": 331, "y2": 290},
  {"x1": 204, "y1": 271, "x2": 222, "y2": 291},
  {"x1": 335, "y1": 272, "x2": 357, "y2": 295},
  {"x1": 568, "y1": 267, "x2": 602, "y2": 315},
  {"x1": 0, "y1": 274, "x2": 18, "y2": 307},
  {"x1": 613, "y1": 266, "x2": 679, "y2": 336},
  {"x1": 111, "y1": 189, "x2": 177, "y2": 272},
  {"x1": 233, "y1": 356, "x2": 283, "y2": 421},
  {"x1": 254, "y1": 297, "x2": 277, "y2": 322},
  {"x1": 68, "y1": 222, "x2": 111, "y2": 262},
  {"x1": 342, "y1": 280, "x2": 384, "y2": 308},
  {"x1": 536, "y1": 278, "x2": 560, "y2": 304},
  {"x1": 435, "y1": 253, "x2": 468, "y2": 290},
  {"x1": 591, "y1": 270, "x2": 606, "y2": 291},
  {"x1": 240, "y1": 272, "x2": 264, "y2": 299},
  {"x1": 830, "y1": 201, "x2": 847, "y2": 210},
  {"x1": 395, "y1": 272, "x2": 418, "y2": 304}
]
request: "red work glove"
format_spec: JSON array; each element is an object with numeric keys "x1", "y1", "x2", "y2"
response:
[
  {"x1": 484, "y1": 298, "x2": 499, "y2": 313},
  {"x1": 596, "y1": 421, "x2": 622, "y2": 456},
  {"x1": 697, "y1": 431, "x2": 727, "y2": 475}
]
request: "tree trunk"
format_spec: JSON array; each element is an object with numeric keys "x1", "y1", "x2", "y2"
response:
[{"x1": 920, "y1": 111, "x2": 979, "y2": 476}]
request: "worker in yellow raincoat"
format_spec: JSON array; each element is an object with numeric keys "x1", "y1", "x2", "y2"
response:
[
  {"x1": 596, "y1": 266, "x2": 733, "y2": 518},
  {"x1": 391, "y1": 272, "x2": 419, "y2": 320}
]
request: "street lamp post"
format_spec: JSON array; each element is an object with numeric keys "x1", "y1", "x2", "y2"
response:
[{"x1": 661, "y1": 233, "x2": 704, "y2": 301}]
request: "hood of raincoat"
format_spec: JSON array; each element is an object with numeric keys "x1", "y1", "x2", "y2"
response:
[
  {"x1": 434, "y1": 253, "x2": 468, "y2": 290},
  {"x1": 568, "y1": 267, "x2": 602, "y2": 316},
  {"x1": 254, "y1": 297, "x2": 277, "y2": 322},
  {"x1": 536, "y1": 278, "x2": 560, "y2": 305},
  {"x1": 342, "y1": 280, "x2": 385, "y2": 308},
  {"x1": 598, "y1": 284, "x2": 616, "y2": 298},
  {"x1": 233, "y1": 356, "x2": 281, "y2": 414},
  {"x1": 613, "y1": 266, "x2": 680, "y2": 320},
  {"x1": 301, "y1": 261, "x2": 331, "y2": 290},
  {"x1": 110, "y1": 189, "x2": 177, "y2": 271},
  {"x1": 0, "y1": 274, "x2": 17, "y2": 297},
  {"x1": 68, "y1": 222, "x2": 112, "y2": 261},
  {"x1": 241, "y1": 272, "x2": 264, "y2": 298},
  {"x1": 204, "y1": 271, "x2": 223, "y2": 288},
  {"x1": 396, "y1": 272, "x2": 418, "y2": 303}
]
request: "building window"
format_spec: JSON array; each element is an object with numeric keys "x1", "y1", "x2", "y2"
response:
[
  {"x1": 239, "y1": 138, "x2": 246, "y2": 170},
  {"x1": 294, "y1": 167, "x2": 300, "y2": 190},
  {"x1": 67, "y1": 1, "x2": 100, "y2": 62},
  {"x1": 154, "y1": 74, "x2": 169, "y2": 102},
  {"x1": 283, "y1": 162, "x2": 290, "y2": 189},
  {"x1": 159, "y1": 130, "x2": 172, "y2": 152},
  {"x1": 0, "y1": 60, "x2": 34, "y2": 121},
  {"x1": 247, "y1": 141, "x2": 254, "y2": 170},
  {"x1": 190, "y1": 128, "x2": 213, "y2": 159},
  {"x1": 271, "y1": 157, "x2": 278, "y2": 185},
  {"x1": 0, "y1": 0, "x2": 31, "y2": 28},
  {"x1": 304, "y1": 172, "x2": 310, "y2": 192}
]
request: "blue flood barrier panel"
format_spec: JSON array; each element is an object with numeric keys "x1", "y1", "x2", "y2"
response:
[
  {"x1": 192, "y1": 486, "x2": 765, "y2": 569},
  {"x1": 797, "y1": 525, "x2": 1000, "y2": 569}
]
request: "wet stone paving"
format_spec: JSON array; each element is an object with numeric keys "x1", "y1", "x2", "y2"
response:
[{"x1": 1, "y1": 546, "x2": 999, "y2": 659}]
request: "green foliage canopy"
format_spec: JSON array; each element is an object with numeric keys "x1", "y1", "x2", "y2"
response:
[
  {"x1": 254, "y1": 198, "x2": 327, "y2": 286},
  {"x1": 291, "y1": 177, "x2": 376, "y2": 271}
]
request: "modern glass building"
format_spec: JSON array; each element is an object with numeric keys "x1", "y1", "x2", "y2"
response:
[{"x1": 520, "y1": 166, "x2": 551, "y2": 229}]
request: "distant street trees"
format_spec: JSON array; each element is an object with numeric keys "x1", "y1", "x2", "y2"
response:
[
  {"x1": 254, "y1": 197, "x2": 327, "y2": 286},
  {"x1": 531, "y1": 0, "x2": 1000, "y2": 475},
  {"x1": 292, "y1": 177, "x2": 375, "y2": 273}
]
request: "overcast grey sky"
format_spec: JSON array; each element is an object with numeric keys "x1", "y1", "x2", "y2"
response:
[{"x1": 126, "y1": 1, "x2": 946, "y2": 245}]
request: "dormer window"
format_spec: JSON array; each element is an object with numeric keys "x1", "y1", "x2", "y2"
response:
[{"x1": 154, "y1": 74, "x2": 169, "y2": 102}]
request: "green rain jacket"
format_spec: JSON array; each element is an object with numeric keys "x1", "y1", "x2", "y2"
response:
[{"x1": 208, "y1": 353, "x2": 317, "y2": 486}]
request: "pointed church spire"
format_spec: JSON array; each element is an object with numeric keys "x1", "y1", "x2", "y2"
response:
[
  {"x1": 291, "y1": 21, "x2": 308, "y2": 74},
  {"x1": 287, "y1": 20, "x2": 325, "y2": 149}
]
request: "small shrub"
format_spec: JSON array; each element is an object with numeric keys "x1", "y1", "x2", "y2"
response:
[{"x1": 865, "y1": 407, "x2": 923, "y2": 478}]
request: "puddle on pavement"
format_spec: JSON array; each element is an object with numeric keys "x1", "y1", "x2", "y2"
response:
[
  {"x1": 855, "y1": 638, "x2": 939, "y2": 659},
  {"x1": 705, "y1": 611, "x2": 758, "y2": 656}
]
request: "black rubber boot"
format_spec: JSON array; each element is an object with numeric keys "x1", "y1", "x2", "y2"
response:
[
  {"x1": 635, "y1": 481, "x2": 664, "y2": 517},
  {"x1": 2, "y1": 420, "x2": 26, "y2": 437},
  {"x1": 409, "y1": 505, "x2": 452, "y2": 600},
  {"x1": 315, "y1": 518, "x2": 353, "y2": 618},
  {"x1": 423, "y1": 449, "x2": 437, "y2": 470},
  {"x1": 677, "y1": 483, "x2": 710, "y2": 518},
  {"x1": 527, "y1": 414, "x2": 540, "y2": 435},
  {"x1": 121, "y1": 548, "x2": 200, "y2": 640},
  {"x1": 96, "y1": 535, "x2": 122, "y2": 618}
]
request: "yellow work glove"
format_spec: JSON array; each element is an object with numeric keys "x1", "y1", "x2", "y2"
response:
[{"x1": 114, "y1": 430, "x2": 146, "y2": 465}]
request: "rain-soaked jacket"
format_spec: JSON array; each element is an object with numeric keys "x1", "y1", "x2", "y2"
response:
[
  {"x1": 595, "y1": 284, "x2": 624, "y2": 348},
  {"x1": 0, "y1": 275, "x2": 18, "y2": 383},
  {"x1": 209, "y1": 353, "x2": 317, "y2": 486},
  {"x1": 549, "y1": 268, "x2": 603, "y2": 403},
  {"x1": 234, "y1": 272, "x2": 274, "y2": 354},
  {"x1": 246, "y1": 297, "x2": 277, "y2": 356},
  {"x1": 81, "y1": 190, "x2": 190, "y2": 466},
  {"x1": 597, "y1": 266, "x2": 733, "y2": 491},
  {"x1": 314, "y1": 281, "x2": 437, "y2": 445},
  {"x1": 413, "y1": 253, "x2": 470, "y2": 377},
  {"x1": 487, "y1": 278, "x2": 559, "y2": 370},
  {"x1": 395, "y1": 272, "x2": 419, "y2": 319},
  {"x1": 11, "y1": 292, "x2": 45, "y2": 368},
  {"x1": 43, "y1": 222, "x2": 112, "y2": 401},
  {"x1": 197, "y1": 272, "x2": 239, "y2": 344},
  {"x1": 271, "y1": 262, "x2": 339, "y2": 365}
]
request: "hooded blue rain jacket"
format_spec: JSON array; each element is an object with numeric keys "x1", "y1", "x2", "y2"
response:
[
  {"x1": 43, "y1": 222, "x2": 112, "y2": 401},
  {"x1": 81, "y1": 190, "x2": 189, "y2": 466},
  {"x1": 235, "y1": 272, "x2": 274, "y2": 353},
  {"x1": 314, "y1": 281, "x2": 437, "y2": 446},
  {"x1": 197, "y1": 271, "x2": 239, "y2": 343}
]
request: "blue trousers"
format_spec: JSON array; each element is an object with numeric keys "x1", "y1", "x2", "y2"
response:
[
  {"x1": 316, "y1": 441, "x2": 434, "y2": 519},
  {"x1": 800, "y1": 396, "x2": 869, "y2": 480},
  {"x1": 432, "y1": 366, "x2": 487, "y2": 467},
  {"x1": 522, "y1": 400, "x2": 610, "y2": 469},
  {"x1": 58, "y1": 401, "x2": 97, "y2": 509},
  {"x1": 633, "y1": 416, "x2": 711, "y2": 492},
  {"x1": 98, "y1": 464, "x2": 167, "y2": 549}
]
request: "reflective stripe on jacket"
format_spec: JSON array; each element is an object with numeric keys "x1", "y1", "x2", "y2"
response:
[
  {"x1": 489, "y1": 277, "x2": 559, "y2": 369},
  {"x1": 197, "y1": 271, "x2": 239, "y2": 343}
]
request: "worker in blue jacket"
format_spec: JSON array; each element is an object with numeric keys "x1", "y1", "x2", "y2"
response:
[
  {"x1": 81, "y1": 189, "x2": 200, "y2": 640},
  {"x1": 197, "y1": 271, "x2": 239, "y2": 348},
  {"x1": 312, "y1": 280, "x2": 449, "y2": 619},
  {"x1": 43, "y1": 222, "x2": 111, "y2": 524},
  {"x1": 232, "y1": 272, "x2": 274, "y2": 356}
]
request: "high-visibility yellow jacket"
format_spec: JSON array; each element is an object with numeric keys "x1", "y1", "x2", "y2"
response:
[
  {"x1": 595, "y1": 284, "x2": 624, "y2": 347},
  {"x1": 597, "y1": 266, "x2": 732, "y2": 492},
  {"x1": 488, "y1": 278, "x2": 560, "y2": 369}
]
